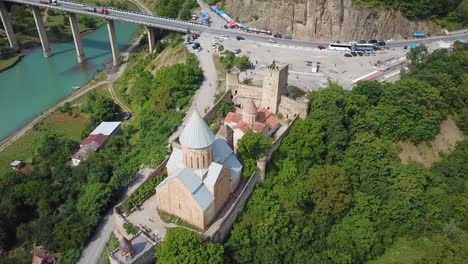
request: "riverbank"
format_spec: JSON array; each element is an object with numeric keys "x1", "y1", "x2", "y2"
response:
[{"x1": 0, "y1": 54, "x2": 21, "y2": 71}]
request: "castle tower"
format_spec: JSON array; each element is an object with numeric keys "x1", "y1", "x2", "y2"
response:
[
  {"x1": 119, "y1": 236, "x2": 134, "y2": 260},
  {"x1": 226, "y1": 70, "x2": 240, "y2": 93},
  {"x1": 261, "y1": 61, "x2": 288, "y2": 114},
  {"x1": 179, "y1": 111, "x2": 215, "y2": 170},
  {"x1": 242, "y1": 98, "x2": 257, "y2": 125}
]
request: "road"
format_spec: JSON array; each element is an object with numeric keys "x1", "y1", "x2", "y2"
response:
[{"x1": 4, "y1": 0, "x2": 468, "y2": 48}]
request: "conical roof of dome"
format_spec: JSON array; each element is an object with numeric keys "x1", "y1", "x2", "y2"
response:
[
  {"x1": 243, "y1": 98, "x2": 257, "y2": 115},
  {"x1": 180, "y1": 111, "x2": 216, "y2": 149}
]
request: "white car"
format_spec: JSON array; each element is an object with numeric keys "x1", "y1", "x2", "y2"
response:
[
  {"x1": 221, "y1": 35, "x2": 229, "y2": 39},
  {"x1": 212, "y1": 39, "x2": 219, "y2": 44},
  {"x1": 268, "y1": 39, "x2": 277, "y2": 43}
]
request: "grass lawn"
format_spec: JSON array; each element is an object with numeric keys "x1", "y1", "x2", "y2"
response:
[
  {"x1": 0, "y1": 85, "x2": 109, "y2": 174},
  {"x1": 0, "y1": 55, "x2": 20, "y2": 71},
  {"x1": 97, "y1": 233, "x2": 119, "y2": 264}
]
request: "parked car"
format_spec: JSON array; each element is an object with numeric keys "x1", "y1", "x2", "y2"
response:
[
  {"x1": 317, "y1": 45, "x2": 326, "y2": 50},
  {"x1": 357, "y1": 51, "x2": 364, "y2": 56},
  {"x1": 236, "y1": 36, "x2": 245, "y2": 40},
  {"x1": 368, "y1": 39, "x2": 378, "y2": 44},
  {"x1": 192, "y1": 43, "x2": 200, "y2": 49},
  {"x1": 122, "y1": 112, "x2": 132, "y2": 120},
  {"x1": 196, "y1": 47, "x2": 203, "y2": 52},
  {"x1": 351, "y1": 51, "x2": 357, "y2": 56},
  {"x1": 283, "y1": 35, "x2": 292, "y2": 40},
  {"x1": 357, "y1": 40, "x2": 366, "y2": 44},
  {"x1": 273, "y1": 33, "x2": 282, "y2": 38},
  {"x1": 234, "y1": 49, "x2": 242, "y2": 54},
  {"x1": 403, "y1": 45, "x2": 408, "y2": 50},
  {"x1": 223, "y1": 25, "x2": 228, "y2": 29},
  {"x1": 268, "y1": 39, "x2": 277, "y2": 43},
  {"x1": 364, "y1": 52, "x2": 371, "y2": 56},
  {"x1": 377, "y1": 41, "x2": 386, "y2": 46},
  {"x1": 221, "y1": 35, "x2": 229, "y2": 39},
  {"x1": 344, "y1": 53, "x2": 352, "y2": 57}
]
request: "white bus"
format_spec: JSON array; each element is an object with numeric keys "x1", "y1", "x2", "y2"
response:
[
  {"x1": 328, "y1": 43, "x2": 352, "y2": 51},
  {"x1": 352, "y1": 43, "x2": 376, "y2": 51}
]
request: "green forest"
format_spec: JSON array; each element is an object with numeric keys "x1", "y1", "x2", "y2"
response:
[
  {"x1": 155, "y1": 43, "x2": 468, "y2": 263},
  {"x1": 355, "y1": 0, "x2": 468, "y2": 28},
  {"x1": 0, "y1": 38, "x2": 202, "y2": 263}
]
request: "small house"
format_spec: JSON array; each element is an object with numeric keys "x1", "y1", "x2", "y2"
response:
[{"x1": 10, "y1": 160, "x2": 24, "y2": 171}]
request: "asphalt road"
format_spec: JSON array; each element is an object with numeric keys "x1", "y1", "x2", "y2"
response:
[{"x1": 4, "y1": 0, "x2": 468, "y2": 48}]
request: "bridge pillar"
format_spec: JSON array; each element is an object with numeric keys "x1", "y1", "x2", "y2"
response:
[
  {"x1": 68, "y1": 13, "x2": 86, "y2": 63},
  {"x1": 147, "y1": 27, "x2": 155, "y2": 52},
  {"x1": 106, "y1": 19, "x2": 119, "y2": 66},
  {"x1": 0, "y1": 1, "x2": 19, "y2": 50},
  {"x1": 31, "y1": 7, "x2": 51, "y2": 57}
]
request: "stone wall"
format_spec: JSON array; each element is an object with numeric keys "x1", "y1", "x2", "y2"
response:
[
  {"x1": 278, "y1": 96, "x2": 309, "y2": 119},
  {"x1": 203, "y1": 90, "x2": 232, "y2": 121},
  {"x1": 204, "y1": 116, "x2": 298, "y2": 242},
  {"x1": 114, "y1": 158, "x2": 169, "y2": 238},
  {"x1": 109, "y1": 232, "x2": 156, "y2": 264}
]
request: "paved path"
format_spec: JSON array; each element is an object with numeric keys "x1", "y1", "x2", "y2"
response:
[{"x1": 168, "y1": 33, "x2": 219, "y2": 142}]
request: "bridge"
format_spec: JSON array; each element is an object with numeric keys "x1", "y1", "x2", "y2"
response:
[{"x1": 1, "y1": 0, "x2": 468, "y2": 66}]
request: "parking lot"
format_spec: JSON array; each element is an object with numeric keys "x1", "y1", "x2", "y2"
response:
[{"x1": 189, "y1": 33, "x2": 409, "y2": 90}]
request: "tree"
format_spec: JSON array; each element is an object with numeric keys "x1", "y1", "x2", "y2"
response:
[
  {"x1": 155, "y1": 228, "x2": 224, "y2": 264},
  {"x1": 76, "y1": 183, "x2": 112, "y2": 225},
  {"x1": 221, "y1": 51, "x2": 235, "y2": 69},
  {"x1": 407, "y1": 44, "x2": 428, "y2": 66},
  {"x1": 236, "y1": 131, "x2": 272, "y2": 176},
  {"x1": 306, "y1": 165, "x2": 352, "y2": 224},
  {"x1": 234, "y1": 55, "x2": 251, "y2": 71},
  {"x1": 365, "y1": 78, "x2": 446, "y2": 143}
]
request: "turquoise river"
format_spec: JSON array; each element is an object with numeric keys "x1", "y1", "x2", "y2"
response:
[{"x1": 0, "y1": 21, "x2": 138, "y2": 141}]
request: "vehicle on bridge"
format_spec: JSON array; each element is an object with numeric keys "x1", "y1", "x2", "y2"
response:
[
  {"x1": 82, "y1": 5, "x2": 109, "y2": 15},
  {"x1": 39, "y1": 0, "x2": 57, "y2": 5}
]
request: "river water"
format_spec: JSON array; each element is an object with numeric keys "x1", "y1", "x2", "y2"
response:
[{"x1": 0, "y1": 21, "x2": 138, "y2": 141}]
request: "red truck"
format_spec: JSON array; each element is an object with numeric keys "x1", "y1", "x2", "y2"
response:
[{"x1": 82, "y1": 5, "x2": 109, "y2": 15}]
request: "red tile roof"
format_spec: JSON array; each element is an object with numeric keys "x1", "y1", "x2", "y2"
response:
[
  {"x1": 81, "y1": 134, "x2": 108, "y2": 147},
  {"x1": 224, "y1": 108, "x2": 279, "y2": 134},
  {"x1": 224, "y1": 112, "x2": 242, "y2": 124}
]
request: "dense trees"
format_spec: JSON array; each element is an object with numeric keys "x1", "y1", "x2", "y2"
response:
[
  {"x1": 236, "y1": 131, "x2": 272, "y2": 176},
  {"x1": 0, "y1": 40, "x2": 203, "y2": 262},
  {"x1": 223, "y1": 43, "x2": 468, "y2": 263},
  {"x1": 155, "y1": 228, "x2": 224, "y2": 263},
  {"x1": 355, "y1": 0, "x2": 462, "y2": 19}
]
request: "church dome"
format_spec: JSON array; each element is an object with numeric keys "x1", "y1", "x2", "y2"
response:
[
  {"x1": 243, "y1": 98, "x2": 257, "y2": 115},
  {"x1": 180, "y1": 111, "x2": 216, "y2": 149}
]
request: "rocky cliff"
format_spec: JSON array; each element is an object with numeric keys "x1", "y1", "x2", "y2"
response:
[{"x1": 223, "y1": 0, "x2": 442, "y2": 41}]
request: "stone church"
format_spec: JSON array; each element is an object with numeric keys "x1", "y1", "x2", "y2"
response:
[
  {"x1": 155, "y1": 111, "x2": 243, "y2": 230},
  {"x1": 226, "y1": 61, "x2": 309, "y2": 119}
]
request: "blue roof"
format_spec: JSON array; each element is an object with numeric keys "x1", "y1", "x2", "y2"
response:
[
  {"x1": 223, "y1": 154, "x2": 243, "y2": 180},
  {"x1": 213, "y1": 138, "x2": 232, "y2": 163},
  {"x1": 204, "y1": 163, "x2": 223, "y2": 189},
  {"x1": 192, "y1": 185, "x2": 214, "y2": 210}
]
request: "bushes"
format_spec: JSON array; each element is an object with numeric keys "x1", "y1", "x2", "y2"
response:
[{"x1": 120, "y1": 174, "x2": 166, "y2": 214}]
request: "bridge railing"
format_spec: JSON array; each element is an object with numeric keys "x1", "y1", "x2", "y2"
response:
[{"x1": 58, "y1": 0, "x2": 208, "y2": 28}]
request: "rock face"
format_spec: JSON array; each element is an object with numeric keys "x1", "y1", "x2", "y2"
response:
[{"x1": 223, "y1": 0, "x2": 442, "y2": 41}]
